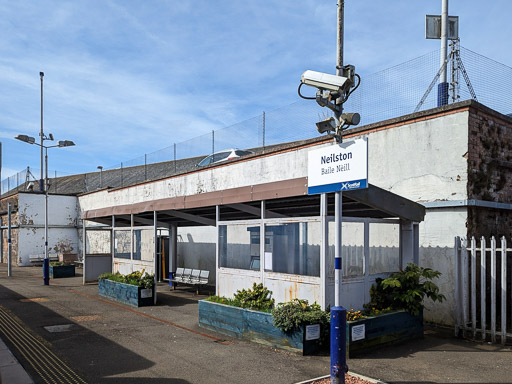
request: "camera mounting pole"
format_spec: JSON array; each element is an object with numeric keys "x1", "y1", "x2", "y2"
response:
[{"x1": 330, "y1": 1, "x2": 348, "y2": 383}]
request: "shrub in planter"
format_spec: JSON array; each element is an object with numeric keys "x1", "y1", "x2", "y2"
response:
[
  {"x1": 99, "y1": 270, "x2": 155, "y2": 289},
  {"x1": 365, "y1": 263, "x2": 446, "y2": 315},
  {"x1": 272, "y1": 299, "x2": 330, "y2": 346},
  {"x1": 206, "y1": 283, "x2": 275, "y2": 312},
  {"x1": 233, "y1": 283, "x2": 275, "y2": 312},
  {"x1": 201, "y1": 289, "x2": 323, "y2": 355},
  {"x1": 98, "y1": 270, "x2": 155, "y2": 307}
]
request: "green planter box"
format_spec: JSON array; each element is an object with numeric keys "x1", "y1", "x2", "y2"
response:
[
  {"x1": 346, "y1": 310, "x2": 423, "y2": 356},
  {"x1": 98, "y1": 279, "x2": 154, "y2": 307},
  {"x1": 50, "y1": 264, "x2": 75, "y2": 278},
  {"x1": 198, "y1": 300, "x2": 323, "y2": 355}
]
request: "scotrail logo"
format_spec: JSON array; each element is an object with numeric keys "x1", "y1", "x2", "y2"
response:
[{"x1": 341, "y1": 181, "x2": 361, "y2": 190}]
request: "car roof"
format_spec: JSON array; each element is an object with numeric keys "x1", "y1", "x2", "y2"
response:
[{"x1": 209, "y1": 148, "x2": 251, "y2": 155}]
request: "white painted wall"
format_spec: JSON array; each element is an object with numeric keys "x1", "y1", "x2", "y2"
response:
[
  {"x1": 18, "y1": 194, "x2": 78, "y2": 266},
  {"x1": 78, "y1": 111, "x2": 470, "y2": 325}
]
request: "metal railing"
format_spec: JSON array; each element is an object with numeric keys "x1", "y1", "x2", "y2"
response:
[
  {"x1": 455, "y1": 236, "x2": 511, "y2": 345},
  {"x1": 3, "y1": 46, "x2": 512, "y2": 194}
]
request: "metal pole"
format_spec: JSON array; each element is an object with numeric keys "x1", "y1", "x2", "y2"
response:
[
  {"x1": 336, "y1": 1, "x2": 344, "y2": 78},
  {"x1": 7, "y1": 202, "x2": 12, "y2": 277},
  {"x1": 262, "y1": 112, "x2": 266, "y2": 148},
  {"x1": 438, "y1": 0, "x2": 449, "y2": 106},
  {"x1": 43, "y1": 147, "x2": 49, "y2": 285},
  {"x1": 98, "y1": 166, "x2": 103, "y2": 188},
  {"x1": 173, "y1": 143, "x2": 177, "y2": 173},
  {"x1": 153, "y1": 211, "x2": 158, "y2": 305},
  {"x1": 144, "y1": 154, "x2": 147, "y2": 181},
  {"x1": 82, "y1": 219, "x2": 86, "y2": 285},
  {"x1": 0, "y1": 142, "x2": 2, "y2": 195},
  {"x1": 40, "y1": 72, "x2": 44, "y2": 192},
  {"x1": 331, "y1": 1, "x2": 347, "y2": 383},
  {"x1": 334, "y1": 192, "x2": 342, "y2": 306}
]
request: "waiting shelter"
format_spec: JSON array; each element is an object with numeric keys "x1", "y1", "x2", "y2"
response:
[{"x1": 81, "y1": 168, "x2": 424, "y2": 309}]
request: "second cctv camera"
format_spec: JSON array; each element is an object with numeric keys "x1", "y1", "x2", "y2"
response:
[
  {"x1": 316, "y1": 117, "x2": 337, "y2": 134},
  {"x1": 301, "y1": 70, "x2": 348, "y2": 93}
]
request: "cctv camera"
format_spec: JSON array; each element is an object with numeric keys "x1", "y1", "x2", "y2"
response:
[
  {"x1": 340, "y1": 113, "x2": 360, "y2": 126},
  {"x1": 301, "y1": 70, "x2": 349, "y2": 93},
  {"x1": 316, "y1": 117, "x2": 337, "y2": 134}
]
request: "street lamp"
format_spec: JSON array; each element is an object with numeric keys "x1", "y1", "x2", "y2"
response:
[
  {"x1": 97, "y1": 166, "x2": 103, "y2": 188},
  {"x1": 15, "y1": 133, "x2": 75, "y2": 285}
]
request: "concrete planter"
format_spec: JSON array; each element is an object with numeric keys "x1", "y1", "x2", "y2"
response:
[
  {"x1": 347, "y1": 310, "x2": 423, "y2": 356},
  {"x1": 198, "y1": 300, "x2": 323, "y2": 355},
  {"x1": 98, "y1": 279, "x2": 154, "y2": 307},
  {"x1": 49, "y1": 264, "x2": 75, "y2": 278}
]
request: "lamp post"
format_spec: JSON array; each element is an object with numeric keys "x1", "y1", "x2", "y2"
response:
[
  {"x1": 40, "y1": 72, "x2": 44, "y2": 192},
  {"x1": 15, "y1": 134, "x2": 75, "y2": 285},
  {"x1": 97, "y1": 166, "x2": 103, "y2": 188}
]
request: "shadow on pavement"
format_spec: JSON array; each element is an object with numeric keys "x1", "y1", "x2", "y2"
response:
[{"x1": 0, "y1": 284, "x2": 192, "y2": 384}]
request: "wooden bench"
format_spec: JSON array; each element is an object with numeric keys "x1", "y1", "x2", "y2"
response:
[
  {"x1": 29, "y1": 254, "x2": 59, "y2": 264},
  {"x1": 170, "y1": 267, "x2": 210, "y2": 295}
]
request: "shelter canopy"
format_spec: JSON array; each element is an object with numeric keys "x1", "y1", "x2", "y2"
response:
[{"x1": 82, "y1": 177, "x2": 425, "y2": 227}]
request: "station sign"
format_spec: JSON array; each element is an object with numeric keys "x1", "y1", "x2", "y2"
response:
[{"x1": 307, "y1": 138, "x2": 368, "y2": 195}]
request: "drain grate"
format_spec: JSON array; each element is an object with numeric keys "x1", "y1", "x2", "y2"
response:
[{"x1": 43, "y1": 324, "x2": 77, "y2": 333}]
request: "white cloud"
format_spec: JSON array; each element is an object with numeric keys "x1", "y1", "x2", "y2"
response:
[{"x1": 1, "y1": 0, "x2": 512, "y2": 177}]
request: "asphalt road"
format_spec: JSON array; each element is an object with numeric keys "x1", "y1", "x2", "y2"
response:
[
  {"x1": 1, "y1": 265, "x2": 511, "y2": 384},
  {"x1": 0, "y1": 266, "x2": 329, "y2": 384}
]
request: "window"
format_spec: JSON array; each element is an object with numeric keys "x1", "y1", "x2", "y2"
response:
[
  {"x1": 198, "y1": 155, "x2": 213, "y2": 167},
  {"x1": 114, "y1": 230, "x2": 131, "y2": 259},
  {"x1": 219, "y1": 224, "x2": 260, "y2": 270},
  {"x1": 263, "y1": 222, "x2": 320, "y2": 277},
  {"x1": 235, "y1": 150, "x2": 252, "y2": 157},
  {"x1": 133, "y1": 229, "x2": 155, "y2": 261},
  {"x1": 328, "y1": 222, "x2": 364, "y2": 277},
  {"x1": 369, "y1": 223, "x2": 399, "y2": 274},
  {"x1": 212, "y1": 151, "x2": 231, "y2": 163}
]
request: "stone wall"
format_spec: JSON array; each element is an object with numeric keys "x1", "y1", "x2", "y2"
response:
[
  {"x1": 467, "y1": 106, "x2": 512, "y2": 237},
  {"x1": 0, "y1": 195, "x2": 19, "y2": 264}
]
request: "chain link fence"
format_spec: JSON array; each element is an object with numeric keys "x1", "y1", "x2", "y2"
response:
[{"x1": 3, "y1": 46, "x2": 512, "y2": 195}]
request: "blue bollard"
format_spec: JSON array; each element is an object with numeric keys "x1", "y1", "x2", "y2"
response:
[
  {"x1": 43, "y1": 258, "x2": 50, "y2": 286},
  {"x1": 169, "y1": 272, "x2": 174, "y2": 288},
  {"x1": 330, "y1": 306, "x2": 347, "y2": 383}
]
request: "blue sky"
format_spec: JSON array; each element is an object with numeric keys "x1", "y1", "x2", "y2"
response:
[{"x1": 1, "y1": 0, "x2": 512, "y2": 179}]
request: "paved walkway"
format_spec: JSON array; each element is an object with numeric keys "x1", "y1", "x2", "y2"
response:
[
  {"x1": 0, "y1": 337, "x2": 34, "y2": 384},
  {"x1": 0, "y1": 264, "x2": 511, "y2": 384}
]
